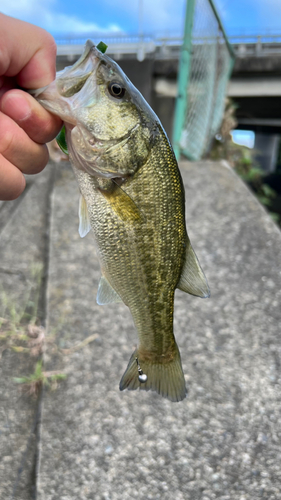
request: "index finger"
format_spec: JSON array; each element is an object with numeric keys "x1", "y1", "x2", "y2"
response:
[{"x1": 0, "y1": 13, "x2": 57, "y2": 89}]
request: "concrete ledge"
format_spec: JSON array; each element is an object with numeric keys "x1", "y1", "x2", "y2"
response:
[
  {"x1": 1, "y1": 160, "x2": 281, "y2": 499},
  {"x1": 36, "y1": 160, "x2": 281, "y2": 499},
  {"x1": 0, "y1": 166, "x2": 54, "y2": 499}
]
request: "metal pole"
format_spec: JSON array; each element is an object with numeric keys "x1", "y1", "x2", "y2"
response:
[
  {"x1": 172, "y1": 0, "x2": 196, "y2": 160},
  {"x1": 208, "y1": 0, "x2": 236, "y2": 60}
]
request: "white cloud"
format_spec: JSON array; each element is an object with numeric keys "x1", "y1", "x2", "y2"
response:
[
  {"x1": 144, "y1": 0, "x2": 186, "y2": 33},
  {"x1": 99, "y1": 0, "x2": 186, "y2": 34},
  {"x1": 1, "y1": 0, "x2": 55, "y2": 20},
  {"x1": 0, "y1": 0, "x2": 229, "y2": 37},
  {"x1": 1, "y1": 0, "x2": 123, "y2": 34},
  {"x1": 43, "y1": 12, "x2": 122, "y2": 34},
  {"x1": 1, "y1": 0, "x2": 186, "y2": 38},
  {"x1": 3, "y1": 0, "x2": 280, "y2": 39}
]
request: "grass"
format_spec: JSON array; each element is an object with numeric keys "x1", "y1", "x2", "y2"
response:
[
  {"x1": 0, "y1": 263, "x2": 45, "y2": 355},
  {"x1": 13, "y1": 360, "x2": 67, "y2": 397},
  {"x1": 209, "y1": 99, "x2": 281, "y2": 226},
  {"x1": 0, "y1": 262, "x2": 67, "y2": 396},
  {"x1": 1, "y1": 262, "x2": 99, "y2": 396}
]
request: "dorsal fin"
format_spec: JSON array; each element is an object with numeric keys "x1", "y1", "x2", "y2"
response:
[
  {"x1": 96, "y1": 276, "x2": 123, "y2": 305},
  {"x1": 78, "y1": 194, "x2": 91, "y2": 238},
  {"x1": 177, "y1": 241, "x2": 210, "y2": 298}
]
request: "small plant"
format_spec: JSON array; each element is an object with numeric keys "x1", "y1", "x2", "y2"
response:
[
  {"x1": 14, "y1": 360, "x2": 66, "y2": 397},
  {"x1": 0, "y1": 307, "x2": 46, "y2": 357},
  {"x1": 0, "y1": 263, "x2": 66, "y2": 395},
  {"x1": 209, "y1": 99, "x2": 281, "y2": 226},
  {"x1": 1, "y1": 262, "x2": 98, "y2": 396}
]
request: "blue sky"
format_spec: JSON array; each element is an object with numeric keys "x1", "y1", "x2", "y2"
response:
[{"x1": 1, "y1": 0, "x2": 281, "y2": 38}]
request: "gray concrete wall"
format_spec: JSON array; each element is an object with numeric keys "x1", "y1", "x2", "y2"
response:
[{"x1": 1, "y1": 160, "x2": 281, "y2": 499}]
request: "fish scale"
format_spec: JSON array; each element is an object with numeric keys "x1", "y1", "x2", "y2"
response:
[{"x1": 34, "y1": 40, "x2": 210, "y2": 402}]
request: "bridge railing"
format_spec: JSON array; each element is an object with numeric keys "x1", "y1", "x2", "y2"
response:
[
  {"x1": 54, "y1": 32, "x2": 281, "y2": 60},
  {"x1": 172, "y1": 0, "x2": 235, "y2": 161},
  {"x1": 229, "y1": 34, "x2": 281, "y2": 57}
]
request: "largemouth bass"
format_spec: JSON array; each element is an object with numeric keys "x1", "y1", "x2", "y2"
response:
[{"x1": 34, "y1": 41, "x2": 210, "y2": 402}]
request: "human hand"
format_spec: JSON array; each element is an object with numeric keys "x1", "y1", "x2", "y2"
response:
[{"x1": 0, "y1": 14, "x2": 63, "y2": 200}]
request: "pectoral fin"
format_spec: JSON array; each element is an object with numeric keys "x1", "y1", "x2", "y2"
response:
[
  {"x1": 96, "y1": 276, "x2": 122, "y2": 305},
  {"x1": 99, "y1": 181, "x2": 143, "y2": 224},
  {"x1": 177, "y1": 241, "x2": 210, "y2": 298},
  {"x1": 78, "y1": 194, "x2": 91, "y2": 238}
]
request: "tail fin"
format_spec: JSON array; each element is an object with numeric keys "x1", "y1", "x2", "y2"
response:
[{"x1": 119, "y1": 347, "x2": 187, "y2": 402}]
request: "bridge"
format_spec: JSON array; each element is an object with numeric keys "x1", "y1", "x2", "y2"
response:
[
  {"x1": 55, "y1": 33, "x2": 281, "y2": 125},
  {"x1": 55, "y1": 33, "x2": 281, "y2": 171}
]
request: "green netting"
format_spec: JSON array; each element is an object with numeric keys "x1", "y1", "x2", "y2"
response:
[{"x1": 173, "y1": 0, "x2": 235, "y2": 161}]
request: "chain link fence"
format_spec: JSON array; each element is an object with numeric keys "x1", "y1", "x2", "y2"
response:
[{"x1": 173, "y1": 0, "x2": 235, "y2": 161}]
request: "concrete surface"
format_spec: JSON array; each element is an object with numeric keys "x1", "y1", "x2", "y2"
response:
[
  {"x1": 0, "y1": 167, "x2": 54, "y2": 500},
  {"x1": 1, "y1": 160, "x2": 281, "y2": 499}
]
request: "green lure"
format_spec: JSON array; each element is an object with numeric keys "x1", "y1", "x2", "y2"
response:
[
  {"x1": 96, "y1": 41, "x2": 108, "y2": 54},
  {"x1": 56, "y1": 125, "x2": 68, "y2": 155}
]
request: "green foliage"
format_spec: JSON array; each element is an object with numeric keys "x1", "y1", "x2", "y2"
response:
[
  {"x1": 0, "y1": 263, "x2": 66, "y2": 396},
  {"x1": 13, "y1": 360, "x2": 66, "y2": 396},
  {"x1": 224, "y1": 143, "x2": 279, "y2": 224},
  {"x1": 14, "y1": 360, "x2": 46, "y2": 385},
  {"x1": 209, "y1": 100, "x2": 280, "y2": 225},
  {"x1": 0, "y1": 262, "x2": 43, "y2": 335}
]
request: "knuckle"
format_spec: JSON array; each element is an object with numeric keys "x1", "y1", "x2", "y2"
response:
[
  {"x1": 45, "y1": 117, "x2": 60, "y2": 141},
  {"x1": 0, "y1": 46, "x2": 10, "y2": 77},
  {"x1": 30, "y1": 144, "x2": 49, "y2": 173},
  {"x1": 35, "y1": 113, "x2": 61, "y2": 144},
  {"x1": 39, "y1": 116, "x2": 55, "y2": 140},
  {"x1": 38, "y1": 29, "x2": 57, "y2": 59}
]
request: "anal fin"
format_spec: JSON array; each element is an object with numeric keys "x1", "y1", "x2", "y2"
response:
[
  {"x1": 177, "y1": 241, "x2": 210, "y2": 298},
  {"x1": 96, "y1": 276, "x2": 122, "y2": 305}
]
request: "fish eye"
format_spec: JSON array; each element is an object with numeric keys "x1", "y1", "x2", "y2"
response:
[{"x1": 108, "y1": 81, "x2": 126, "y2": 99}]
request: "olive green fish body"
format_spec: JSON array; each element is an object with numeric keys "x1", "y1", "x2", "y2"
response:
[
  {"x1": 72, "y1": 128, "x2": 188, "y2": 400},
  {"x1": 34, "y1": 41, "x2": 210, "y2": 402}
]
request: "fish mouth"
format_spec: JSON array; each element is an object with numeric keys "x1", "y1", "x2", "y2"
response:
[
  {"x1": 30, "y1": 41, "x2": 101, "y2": 123},
  {"x1": 55, "y1": 41, "x2": 100, "y2": 98}
]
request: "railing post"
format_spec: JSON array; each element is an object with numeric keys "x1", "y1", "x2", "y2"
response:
[{"x1": 255, "y1": 35, "x2": 262, "y2": 56}]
